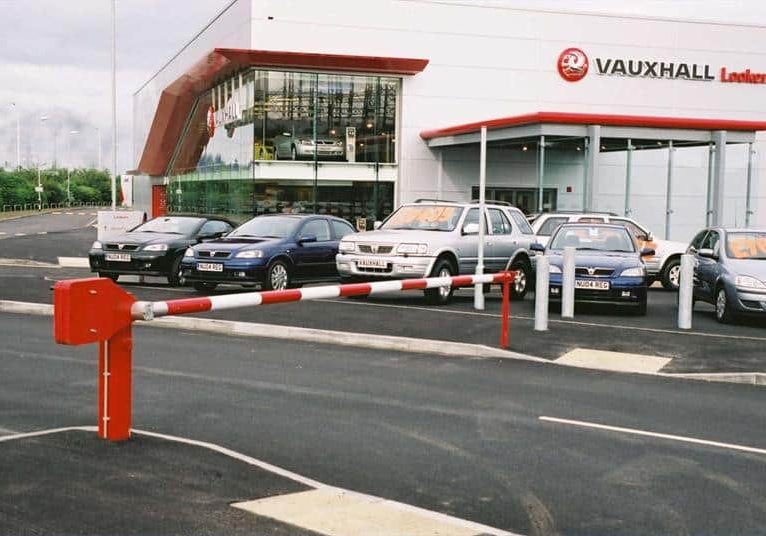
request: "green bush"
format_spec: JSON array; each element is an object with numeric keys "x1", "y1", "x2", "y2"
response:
[{"x1": 0, "y1": 167, "x2": 114, "y2": 207}]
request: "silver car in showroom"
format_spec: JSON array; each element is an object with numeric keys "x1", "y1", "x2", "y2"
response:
[
  {"x1": 689, "y1": 227, "x2": 766, "y2": 323},
  {"x1": 273, "y1": 130, "x2": 345, "y2": 160}
]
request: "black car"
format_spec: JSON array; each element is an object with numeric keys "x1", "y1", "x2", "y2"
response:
[
  {"x1": 89, "y1": 216, "x2": 236, "y2": 286},
  {"x1": 181, "y1": 214, "x2": 356, "y2": 291}
]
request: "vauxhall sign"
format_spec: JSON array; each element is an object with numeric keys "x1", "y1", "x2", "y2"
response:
[{"x1": 557, "y1": 47, "x2": 763, "y2": 85}]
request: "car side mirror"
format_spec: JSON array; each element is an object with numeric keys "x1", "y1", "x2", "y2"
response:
[
  {"x1": 462, "y1": 222, "x2": 479, "y2": 235},
  {"x1": 530, "y1": 242, "x2": 545, "y2": 253},
  {"x1": 698, "y1": 248, "x2": 718, "y2": 260},
  {"x1": 298, "y1": 234, "x2": 317, "y2": 245},
  {"x1": 373, "y1": 221, "x2": 382, "y2": 230},
  {"x1": 640, "y1": 247, "x2": 655, "y2": 257},
  {"x1": 645, "y1": 232, "x2": 654, "y2": 242}
]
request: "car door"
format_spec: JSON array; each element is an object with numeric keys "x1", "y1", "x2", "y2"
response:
[
  {"x1": 294, "y1": 218, "x2": 335, "y2": 280},
  {"x1": 487, "y1": 208, "x2": 515, "y2": 271},
  {"x1": 457, "y1": 208, "x2": 490, "y2": 274},
  {"x1": 695, "y1": 230, "x2": 721, "y2": 301}
]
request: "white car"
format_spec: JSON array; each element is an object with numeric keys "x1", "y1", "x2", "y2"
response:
[{"x1": 531, "y1": 212, "x2": 687, "y2": 289}]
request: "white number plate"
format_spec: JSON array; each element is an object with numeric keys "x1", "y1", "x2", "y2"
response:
[
  {"x1": 197, "y1": 262, "x2": 223, "y2": 272},
  {"x1": 105, "y1": 253, "x2": 131, "y2": 262},
  {"x1": 357, "y1": 258, "x2": 388, "y2": 269},
  {"x1": 575, "y1": 280, "x2": 610, "y2": 290}
]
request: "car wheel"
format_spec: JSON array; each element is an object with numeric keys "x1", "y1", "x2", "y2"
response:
[
  {"x1": 167, "y1": 255, "x2": 186, "y2": 287},
  {"x1": 424, "y1": 259, "x2": 454, "y2": 305},
  {"x1": 715, "y1": 286, "x2": 735, "y2": 323},
  {"x1": 661, "y1": 258, "x2": 681, "y2": 290},
  {"x1": 510, "y1": 259, "x2": 530, "y2": 300},
  {"x1": 193, "y1": 282, "x2": 217, "y2": 292},
  {"x1": 99, "y1": 272, "x2": 119, "y2": 282},
  {"x1": 265, "y1": 260, "x2": 290, "y2": 291},
  {"x1": 291, "y1": 146, "x2": 298, "y2": 161}
]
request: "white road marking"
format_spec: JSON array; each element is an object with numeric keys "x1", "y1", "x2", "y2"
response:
[
  {"x1": 0, "y1": 426, "x2": 95, "y2": 443},
  {"x1": 77, "y1": 212, "x2": 85, "y2": 215},
  {"x1": 14, "y1": 233, "x2": 26, "y2": 236},
  {"x1": 57, "y1": 257, "x2": 90, "y2": 268},
  {"x1": 65, "y1": 212, "x2": 73, "y2": 215},
  {"x1": 36, "y1": 231, "x2": 47, "y2": 235},
  {"x1": 0, "y1": 426, "x2": 19, "y2": 435},
  {"x1": 0, "y1": 232, "x2": 5, "y2": 235},
  {"x1": 316, "y1": 298, "x2": 766, "y2": 343},
  {"x1": 556, "y1": 348, "x2": 671, "y2": 374},
  {"x1": 52, "y1": 212, "x2": 62, "y2": 215},
  {"x1": 539, "y1": 416, "x2": 766, "y2": 456}
]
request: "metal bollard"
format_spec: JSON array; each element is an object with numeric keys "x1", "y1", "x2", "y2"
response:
[
  {"x1": 535, "y1": 256, "x2": 549, "y2": 331},
  {"x1": 677, "y1": 253, "x2": 694, "y2": 330},
  {"x1": 562, "y1": 246, "x2": 575, "y2": 318}
]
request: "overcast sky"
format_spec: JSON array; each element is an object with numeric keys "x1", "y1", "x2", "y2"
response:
[{"x1": 1, "y1": 0, "x2": 765, "y2": 173}]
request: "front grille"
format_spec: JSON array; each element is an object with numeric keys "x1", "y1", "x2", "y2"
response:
[
  {"x1": 575, "y1": 267, "x2": 613, "y2": 277},
  {"x1": 105, "y1": 243, "x2": 140, "y2": 251},
  {"x1": 358, "y1": 244, "x2": 393, "y2": 254},
  {"x1": 197, "y1": 251, "x2": 231, "y2": 258},
  {"x1": 357, "y1": 266, "x2": 392, "y2": 274}
]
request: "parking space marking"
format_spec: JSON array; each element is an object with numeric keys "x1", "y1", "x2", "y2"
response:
[
  {"x1": 556, "y1": 348, "x2": 671, "y2": 374},
  {"x1": 57, "y1": 257, "x2": 90, "y2": 268},
  {"x1": 0, "y1": 426, "x2": 95, "y2": 444},
  {"x1": 539, "y1": 416, "x2": 766, "y2": 456},
  {"x1": 0, "y1": 426, "x2": 19, "y2": 436},
  {"x1": 316, "y1": 298, "x2": 766, "y2": 343},
  {"x1": 36, "y1": 231, "x2": 47, "y2": 235},
  {"x1": 14, "y1": 233, "x2": 26, "y2": 236}
]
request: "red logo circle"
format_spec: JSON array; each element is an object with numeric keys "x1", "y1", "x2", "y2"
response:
[
  {"x1": 206, "y1": 105, "x2": 216, "y2": 138},
  {"x1": 558, "y1": 48, "x2": 589, "y2": 82}
]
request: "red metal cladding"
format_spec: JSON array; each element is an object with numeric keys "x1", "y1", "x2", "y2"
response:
[
  {"x1": 260, "y1": 289, "x2": 303, "y2": 305},
  {"x1": 339, "y1": 283, "x2": 374, "y2": 296},
  {"x1": 400, "y1": 279, "x2": 429, "y2": 290},
  {"x1": 166, "y1": 297, "x2": 213, "y2": 316}
]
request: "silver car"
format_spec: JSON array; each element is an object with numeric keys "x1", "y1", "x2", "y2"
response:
[
  {"x1": 336, "y1": 200, "x2": 536, "y2": 304},
  {"x1": 689, "y1": 227, "x2": 766, "y2": 323},
  {"x1": 273, "y1": 130, "x2": 344, "y2": 160}
]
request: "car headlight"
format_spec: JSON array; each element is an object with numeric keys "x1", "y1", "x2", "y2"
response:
[
  {"x1": 620, "y1": 266, "x2": 646, "y2": 277},
  {"x1": 184, "y1": 248, "x2": 194, "y2": 258},
  {"x1": 735, "y1": 275, "x2": 766, "y2": 289},
  {"x1": 396, "y1": 243, "x2": 428, "y2": 255},
  {"x1": 549, "y1": 265, "x2": 562, "y2": 274},
  {"x1": 235, "y1": 250, "x2": 264, "y2": 259},
  {"x1": 92, "y1": 241, "x2": 102, "y2": 250},
  {"x1": 143, "y1": 244, "x2": 168, "y2": 252},
  {"x1": 339, "y1": 241, "x2": 356, "y2": 253}
]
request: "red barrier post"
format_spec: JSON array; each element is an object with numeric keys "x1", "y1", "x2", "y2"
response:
[{"x1": 500, "y1": 272, "x2": 511, "y2": 349}]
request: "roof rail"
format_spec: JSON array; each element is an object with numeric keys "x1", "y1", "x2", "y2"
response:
[
  {"x1": 543, "y1": 210, "x2": 620, "y2": 216},
  {"x1": 469, "y1": 199, "x2": 516, "y2": 207},
  {"x1": 413, "y1": 198, "x2": 456, "y2": 203}
]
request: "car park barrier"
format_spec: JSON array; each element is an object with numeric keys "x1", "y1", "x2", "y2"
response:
[
  {"x1": 561, "y1": 246, "x2": 576, "y2": 319},
  {"x1": 535, "y1": 256, "x2": 550, "y2": 331},
  {"x1": 677, "y1": 254, "x2": 694, "y2": 330},
  {"x1": 54, "y1": 271, "x2": 517, "y2": 442}
]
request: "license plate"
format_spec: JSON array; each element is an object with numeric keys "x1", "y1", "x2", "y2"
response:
[
  {"x1": 105, "y1": 253, "x2": 131, "y2": 262},
  {"x1": 357, "y1": 258, "x2": 388, "y2": 269},
  {"x1": 575, "y1": 280, "x2": 609, "y2": 290},
  {"x1": 197, "y1": 262, "x2": 223, "y2": 272}
]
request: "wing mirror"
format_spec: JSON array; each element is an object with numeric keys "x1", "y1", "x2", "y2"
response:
[
  {"x1": 298, "y1": 234, "x2": 317, "y2": 245},
  {"x1": 698, "y1": 248, "x2": 718, "y2": 259},
  {"x1": 373, "y1": 220, "x2": 382, "y2": 230},
  {"x1": 640, "y1": 247, "x2": 655, "y2": 257},
  {"x1": 530, "y1": 242, "x2": 545, "y2": 253},
  {"x1": 462, "y1": 222, "x2": 480, "y2": 235}
]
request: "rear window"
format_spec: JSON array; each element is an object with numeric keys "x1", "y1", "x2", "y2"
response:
[{"x1": 537, "y1": 217, "x2": 569, "y2": 236}]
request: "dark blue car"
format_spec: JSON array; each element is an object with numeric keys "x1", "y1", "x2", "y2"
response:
[
  {"x1": 181, "y1": 214, "x2": 356, "y2": 292},
  {"x1": 534, "y1": 223, "x2": 653, "y2": 315}
]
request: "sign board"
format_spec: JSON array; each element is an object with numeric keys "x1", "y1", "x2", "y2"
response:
[
  {"x1": 97, "y1": 211, "x2": 145, "y2": 241},
  {"x1": 34, "y1": 186, "x2": 43, "y2": 193},
  {"x1": 346, "y1": 127, "x2": 356, "y2": 163},
  {"x1": 355, "y1": 217, "x2": 367, "y2": 232}
]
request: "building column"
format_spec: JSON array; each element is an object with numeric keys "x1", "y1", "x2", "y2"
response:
[
  {"x1": 705, "y1": 142, "x2": 714, "y2": 227},
  {"x1": 711, "y1": 130, "x2": 727, "y2": 226},
  {"x1": 585, "y1": 125, "x2": 600, "y2": 211},
  {"x1": 436, "y1": 150, "x2": 443, "y2": 199},
  {"x1": 665, "y1": 140, "x2": 674, "y2": 240},
  {"x1": 537, "y1": 135, "x2": 546, "y2": 213},
  {"x1": 624, "y1": 138, "x2": 633, "y2": 217},
  {"x1": 746, "y1": 142, "x2": 755, "y2": 227},
  {"x1": 581, "y1": 137, "x2": 589, "y2": 210}
]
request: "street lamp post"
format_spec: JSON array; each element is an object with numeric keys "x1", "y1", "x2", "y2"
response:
[
  {"x1": 67, "y1": 130, "x2": 79, "y2": 207},
  {"x1": 10, "y1": 103, "x2": 20, "y2": 168},
  {"x1": 111, "y1": 0, "x2": 118, "y2": 210},
  {"x1": 96, "y1": 127, "x2": 102, "y2": 169}
]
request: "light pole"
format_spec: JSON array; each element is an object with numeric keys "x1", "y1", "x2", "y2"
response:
[
  {"x1": 111, "y1": 0, "x2": 117, "y2": 210},
  {"x1": 67, "y1": 130, "x2": 79, "y2": 206},
  {"x1": 10, "y1": 103, "x2": 20, "y2": 168},
  {"x1": 96, "y1": 127, "x2": 102, "y2": 169},
  {"x1": 36, "y1": 162, "x2": 47, "y2": 207}
]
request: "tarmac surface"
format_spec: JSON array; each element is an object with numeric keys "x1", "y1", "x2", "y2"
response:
[{"x1": 2, "y1": 313, "x2": 766, "y2": 535}]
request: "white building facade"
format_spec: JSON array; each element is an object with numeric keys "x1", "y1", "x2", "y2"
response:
[{"x1": 132, "y1": 0, "x2": 766, "y2": 241}]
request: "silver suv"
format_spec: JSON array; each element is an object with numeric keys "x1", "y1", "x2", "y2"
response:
[{"x1": 336, "y1": 200, "x2": 536, "y2": 304}]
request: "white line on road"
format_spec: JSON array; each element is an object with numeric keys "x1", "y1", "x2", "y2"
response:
[
  {"x1": 14, "y1": 233, "x2": 26, "y2": 236},
  {"x1": 57, "y1": 257, "x2": 90, "y2": 268},
  {"x1": 36, "y1": 231, "x2": 47, "y2": 235},
  {"x1": 0, "y1": 426, "x2": 96, "y2": 443},
  {"x1": 539, "y1": 416, "x2": 766, "y2": 456}
]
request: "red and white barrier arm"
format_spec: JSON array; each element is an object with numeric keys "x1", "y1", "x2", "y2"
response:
[{"x1": 131, "y1": 271, "x2": 516, "y2": 321}]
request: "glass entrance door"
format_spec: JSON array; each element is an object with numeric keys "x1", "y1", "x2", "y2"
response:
[{"x1": 472, "y1": 187, "x2": 557, "y2": 215}]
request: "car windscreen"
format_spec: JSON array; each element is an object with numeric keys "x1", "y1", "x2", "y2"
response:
[
  {"x1": 229, "y1": 216, "x2": 300, "y2": 239},
  {"x1": 132, "y1": 217, "x2": 201, "y2": 235},
  {"x1": 726, "y1": 232, "x2": 766, "y2": 259},
  {"x1": 381, "y1": 205, "x2": 464, "y2": 231},
  {"x1": 549, "y1": 225, "x2": 636, "y2": 253}
]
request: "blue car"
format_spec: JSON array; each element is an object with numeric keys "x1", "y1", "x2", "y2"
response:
[
  {"x1": 532, "y1": 223, "x2": 653, "y2": 315},
  {"x1": 689, "y1": 227, "x2": 766, "y2": 323},
  {"x1": 181, "y1": 214, "x2": 356, "y2": 292}
]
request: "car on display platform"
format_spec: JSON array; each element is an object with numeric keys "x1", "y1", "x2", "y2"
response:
[
  {"x1": 336, "y1": 199, "x2": 537, "y2": 305},
  {"x1": 88, "y1": 215, "x2": 236, "y2": 286},
  {"x1": 531, "y1": 211, "x2": 686, "y2": 290},
  {"x1": 273, "y1": 130, "x2": 345, "y2": 160},
  {"x1": 687, "y1": 227, "x2": 766, "y2": 323},
  {"x1": 181, "y1": 214, "x2": 356, "y2": 292},
  {"x1": 532, "y1": 223, "x2": 653, "y2": 315}
]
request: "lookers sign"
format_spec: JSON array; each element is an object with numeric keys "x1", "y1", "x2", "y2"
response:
[{"x1": 557, "y1": 47, "x2": 766, "y2": 85}]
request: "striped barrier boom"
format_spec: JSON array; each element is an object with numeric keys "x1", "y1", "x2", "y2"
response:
[{"x1": 131, "y1": 271, "x2": 517, "y2": 321}]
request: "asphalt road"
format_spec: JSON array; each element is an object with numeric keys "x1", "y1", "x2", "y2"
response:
[
  {"x1": 2, "y1": 313, "x2": 765, "y2": 535},
  {"x1": 0, "y1": 211, "x2": 96, "y2": 236}
]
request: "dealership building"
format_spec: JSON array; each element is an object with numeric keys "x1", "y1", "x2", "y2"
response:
[{"x1": 131, "y1": 0, "x2": 766, "y2": 241}]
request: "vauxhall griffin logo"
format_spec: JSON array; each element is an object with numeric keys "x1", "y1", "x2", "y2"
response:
[{"x1": 558, "y1": 47, "x2": 589, "y2": 82}]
